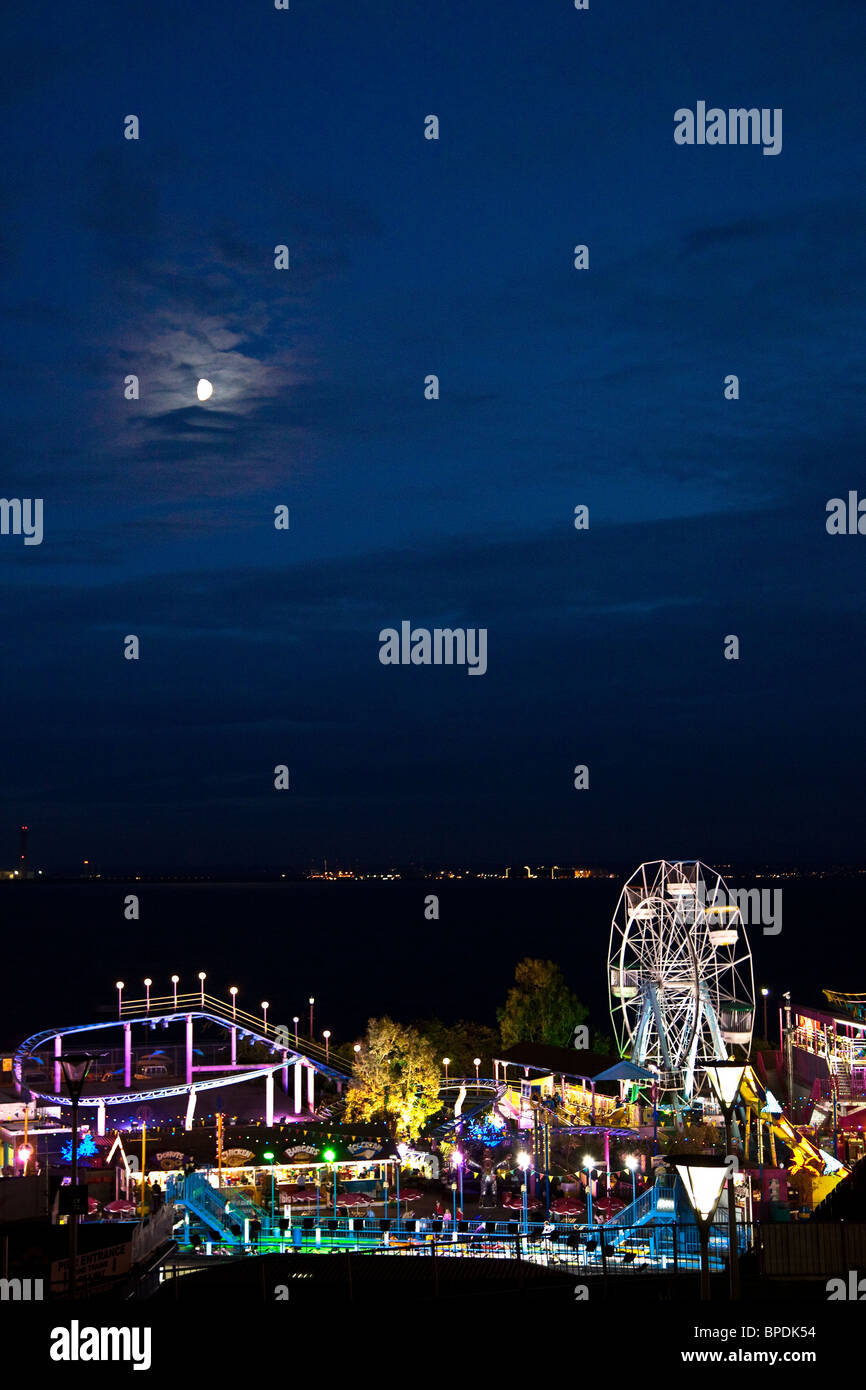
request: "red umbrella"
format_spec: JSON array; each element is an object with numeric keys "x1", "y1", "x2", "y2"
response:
[
  {"x1": 503, "y1": 1191, "x2": 541, "y2": 1211},
  {"x1": 104, "y1": 1199, "x2": 137, "y2": 1215},
  {"x1": 550, "y1": 1195, "x2": 585, "y2": 1216},
  {"x1": 392, "y1": 1188, "x2": 423, "y2": 1202},
  {"x1": 337, "y1": 1191, "x2": 376, "y2": 1209},
  {"x1": 87, "y1": 1198, "x2": 102, "y2": 1215},
  {"x1": 591, "y1": 1196, "x2": 625, "y2": 1220}
]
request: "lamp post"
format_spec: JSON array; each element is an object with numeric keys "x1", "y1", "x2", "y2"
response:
[
  {"x1": 261, "y1": 1001, "x2": 269, "y2": 1035},
  {"x1": 783, "y1": 991, "x2": 794, "y2": 1111},
  {"x1": 668, "y1": 1152, "x2": 730, "y2": 1300},
  {"x1": 293, "y1": 1017, "x2": 299, "y2": 1047},
  {"x1": 705, "y1": 1060, "x2": 747, "y2": 1301},
  {"x1": 625, "y1": 1154, "x2": 638, "y2": 1206},
  {"x1": 139, "y1": 1121, "x2": 147, "y2": 1222},
  {"x1": 451, "y1": 1180, "x2": 458, "y2": 1231},
  {"x1": 230, "y1": 986, "x2": 238, "y2": 1020},
  {"x1": 584, "y1": 1155, "x2": 596, "y2": 1227},
  {"x1": 473, "y1": 1057, "x2": 481, "y2": 1087},
  {"x1": 517, "y1": 1152, "x2": 530, "y2": 1233},
  {"x1": 309, "y1": 997, "x2": 315, "y2": 1039},
  {"x1": 761, "y1": 988, "x2": 769, "y2": 1042},
  {"x1": 263, "y1": 1151, "x2": 275, "y2": 1228},
  {"x1": 116, "y1": 981, "x2": 124, "y2": 1019},
  {"x1": 171, "y1": 975, "x2": 179, "y2": 1009},
  {"x1": 323, "y1": 1030, "x2": 330, "y2": 1062},
  {"x1": 323, "y1": 1148, "x2": 337, "y2": 1219},
  {"x1": 453, "y1": 1151, "x2": 464, "y2": 1212},
  {"x1": 58, "y1": 1051, "x2": 100, "y2": 1300},
  {"x1": 543, "y1": 1112, "x2": 551, "y2": 1217},
  {"x1": 442, "y1": 1057, "x2": 450, "y2": 1084},
  {"x1": 144, "y1": 978, "x2": 152, "y2": 1011},
  {"x1": 198, "y1": 972, "x2": 206, "y2": 1007}
]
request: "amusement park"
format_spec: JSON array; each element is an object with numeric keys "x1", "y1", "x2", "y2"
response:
[{"x1": 2, "y1": 860, "x2": 866, "y2": 1307}]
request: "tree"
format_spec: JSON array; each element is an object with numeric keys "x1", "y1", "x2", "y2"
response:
[
  {"x1": 497, "y1": 958, "x2": 589, "y2": 1049},
  {"x1": 411, "y1": 1019, "x2": 500, "y2": 1080},
  {"x1": 343, "y1": 1017, "x2": 442, "y2": 1142}
]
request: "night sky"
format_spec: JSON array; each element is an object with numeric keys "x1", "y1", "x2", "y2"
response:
[{"x1": 2, "y1": 1, "x2": 865, "y2": 872}]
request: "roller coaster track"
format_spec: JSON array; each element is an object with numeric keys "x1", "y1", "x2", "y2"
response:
[
  {"x1": 431, "y1": 1078, "x2": 505, "y2": 1136},
  {"x1": 14, "y1": 992, "x2": 350, "y2": 1108}
]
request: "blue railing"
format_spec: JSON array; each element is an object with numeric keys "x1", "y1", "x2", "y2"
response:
[
  {"x1": 180, "y1": 1174, "x2": 245, "y2": 1244},
  {"x1": 165, "y1": 1215, "x2": 738, "y2": 1274}
]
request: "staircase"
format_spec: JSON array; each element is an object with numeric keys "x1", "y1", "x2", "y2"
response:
[{"x1": 178, "y1": 1173, "x2": 269, "y2": 1245}]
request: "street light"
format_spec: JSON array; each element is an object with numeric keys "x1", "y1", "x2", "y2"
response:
[
  {"x1": 171, "y1": 975, "x2": 179, "y2": 1009},
  {"x1": 323, "y1": 1148, "x2": 337, "y2": 1219},
  {"x1": 453, "y1": 1150, "x2": 464, "y2": 1211},
  {"x1": 116, "y1": 981, "x2": 124, "y2": 1018},
  {"x1": 668, "y1": 1152, "x2": 730, "y2": 1300},
  {"x1": 442, "y1": 1056, "x2": 451, "y2": 1083},
  {"x1": 451, "y1": 1180, "x2": 458, "y2": 1230},
  {"x1": 584, "y1": 1155, "x2": 596, "y2": 1227},
  {"x1": 323, "y1": 1029, "x2": 330, "y2": 1061},
  {"x1": 625, "y1": 1154, "x2": 638, "y2": 1206},
  {"x1": 58, "y1": 1051, "x2": 101, "y2": 1299},
  {"x1": 261, "y1": 1001, "x2": 269, "y2": 1034},
  {"x1": 705, "y1": 1059, "x2": 747, "y2": 1301},
  {"x1": 262, "y1": 1151, "x2": 276, "y2": 1225},
  {"x1": 517, "y1": 1152, "x2": 530, "y2": 1233},
  {"x1": 761, "y1": 987, "x2": 770, "y2": 1042},
  {"x1": 293, "y1": 1017, "x2": 299, "y2": 1047},
  {"x1": 473, "y1": 1057, "x2": 481, "y2": 1086},
  {"x1": 144, "y1": 978, "x2": 152, "y2": 1011},
  {"x1": 198, "y1": 972, "x2": 206, "y2": 1006},
  {"x1": 229, "y1": 986, "x2": 238, "y2": 1019},
  {"x1": 309, "y1": 997, "x2": 315, "y2": 1038}
]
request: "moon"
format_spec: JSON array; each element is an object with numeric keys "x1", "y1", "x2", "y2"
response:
[{"x1": 196, "y1": 379, "x2": 213, "y2": 401}]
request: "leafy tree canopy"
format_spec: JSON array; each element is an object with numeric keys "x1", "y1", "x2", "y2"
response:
[
  {"x1": 411, "y1": 1019, "x2": 500, "y2": 1081},
  {"x1": 497, "y1": 958, "x2": 589, "y2": 1049},
  {"x1": 343, "y1": 1016, "x2": 442, "y2": 1143}
]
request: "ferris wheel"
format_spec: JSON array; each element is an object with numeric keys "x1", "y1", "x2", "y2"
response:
[{"x1": 607, "y1": 860, "x2": 755, "y2": 1104}]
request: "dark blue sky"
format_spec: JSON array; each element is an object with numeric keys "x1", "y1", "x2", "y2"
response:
[{"x1": 2, "y1": 1, "x2": 864, "y2": 869}]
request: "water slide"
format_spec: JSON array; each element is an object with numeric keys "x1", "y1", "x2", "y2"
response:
[{"x1": 738, "y1": 1065, "x2": 847, "y2": 1204}]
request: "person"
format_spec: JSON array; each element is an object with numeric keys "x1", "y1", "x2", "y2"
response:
[{"x1": 250, "y1": 1216, "x2": 261, "y2": 1247}]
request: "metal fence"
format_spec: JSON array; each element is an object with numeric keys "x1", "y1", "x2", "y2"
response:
[
  {"x1": 169, "y1": 1215, "x2": 735, "y2": 1275},
  {"x1": 165, "y1": 1214, "x2": 866, "y2": 1281}
]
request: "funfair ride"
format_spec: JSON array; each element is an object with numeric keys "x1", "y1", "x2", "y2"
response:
[{"x1": 608, "y1": 859, "x2": 755, "y2": 1113}]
